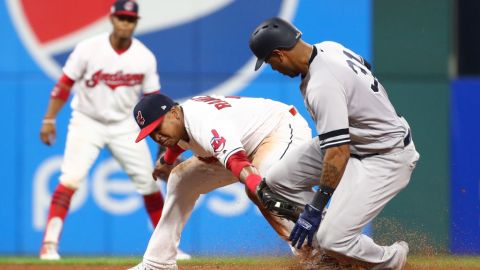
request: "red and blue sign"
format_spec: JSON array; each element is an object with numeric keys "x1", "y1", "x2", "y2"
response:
[
  {"x1": 1, "y1": 0, "x2": 372, "y2": 256},
  {"x1": 8, "y1": 0, "x2": 297, "y2": 99}
]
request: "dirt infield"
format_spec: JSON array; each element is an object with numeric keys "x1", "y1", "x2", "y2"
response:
[
  {"x1": 2, "y1": 255, "x2": 480, "y2": 270},
  {"x1": 3, "y1": 264, "x2": 480, "y2": 270}
]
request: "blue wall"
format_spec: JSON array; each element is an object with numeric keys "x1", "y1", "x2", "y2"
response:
[
  {"x1": 450, "y1": 79, "x2": 480, "y2": 254},
  {"x1": 0, "y1": 0, "x2": 371, "y2": 255}
]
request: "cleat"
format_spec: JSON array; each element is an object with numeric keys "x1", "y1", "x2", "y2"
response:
[
  {"x1": 39, "y1": 242, "x2": 60, "y2": 260},
  {"x1": 176, "y1": 249, "x2": 191, "y2": 260},
  {"x1": 128, "y1": 262, "x2": 149, "y2": 270},
  {"x1": 396, "y1": 241, "x2": 409, "y2": 270},
  {"x1": 127, "y1": 261, "x2": 178, "y2": 270}
]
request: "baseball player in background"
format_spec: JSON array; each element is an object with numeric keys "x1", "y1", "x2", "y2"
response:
[
  {"x1": 38, "y1": 0, "x2": 190, "y2": 261},
  {"x1": 128, "y1": 94, "x2": 312, "y2": 270},
  {"x1": 249, "y1": 18, "x2": 420, "y2": 269}
]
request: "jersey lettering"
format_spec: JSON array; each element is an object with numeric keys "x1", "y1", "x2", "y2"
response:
[
  {"x1": 85, "y1": 70, "x2": 144, "y2": 90},
  {"x1": 343, "y1": 50, "x2": 379, "y2": 93},
  {"x1": 210, "y1": 129, "x2": 226, "y2": 152},
  {"x1": 192, "y1": 96, "x2": 232, "y2": 110}
]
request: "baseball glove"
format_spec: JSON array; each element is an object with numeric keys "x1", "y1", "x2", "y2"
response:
[{"x1": 257, "y1": 179, "x2": 303, "y2": 222}]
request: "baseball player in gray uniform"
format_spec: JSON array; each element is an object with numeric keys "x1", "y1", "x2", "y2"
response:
[{"x1": 249, "y1": 17, "x2": 420, "y2": 270}]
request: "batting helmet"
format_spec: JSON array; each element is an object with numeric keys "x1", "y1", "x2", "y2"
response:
[{"x1": 249, "y1": 17, "x2": 302, "y2": 71}]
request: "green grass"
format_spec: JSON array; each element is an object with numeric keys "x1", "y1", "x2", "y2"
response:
[
  {"x1": 1, "y1": 255, "x2": 480, "y2": 267},
  {"x1": 0, "y1": 256, "x2": 289, "y2": 266},
  {"x1": 408, "y1": 255, "x2": 480, "y2": 267}
]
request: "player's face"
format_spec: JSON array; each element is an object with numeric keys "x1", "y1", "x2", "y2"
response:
[
  {"x1": 110, "y1": 15, "x2": 138, "y2": 39},
  {"x1": 149, "y1": 108, "x2": 185, "y2": 147},
  {"x1": 265, "y1": 50, "x2": 300, "y2": 78}
]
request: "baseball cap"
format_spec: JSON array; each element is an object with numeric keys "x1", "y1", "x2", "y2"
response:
[
  {"x1": 111, "y1": 0, "x2": 139, "y2": 18},
  {"x1": 134, "y1": 94, "x2": 176, "y2": 143},
  {"x1": 249, "y1": 17, "x2": 302, "y2": 71}
]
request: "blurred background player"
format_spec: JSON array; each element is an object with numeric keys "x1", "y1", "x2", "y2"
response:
[{"x1": 38, "y1": 0, "x2": 190, "y2": 261}]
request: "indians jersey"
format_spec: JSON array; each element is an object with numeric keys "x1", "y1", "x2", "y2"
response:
[
  {"x1": 176, "y1": 95, "x2": 294, "y2": 167},
  {"x1": 63, "y1": 33, "x2": 160, "y2": 123},
  {"x1": 300, "y1": 41, "x2": 409, "y2": 155}
]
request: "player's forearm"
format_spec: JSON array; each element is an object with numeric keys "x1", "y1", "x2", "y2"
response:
[
  {"x1": 160, "y1": 145, "x2": 186, "y2": 164},
  {"x1": 319, "y1": 144, "x2": 350, "y2": 189},
  {"x1": 44, "y1": 98, "x2": 67, "y2": 120},
  {"x1": 239, "y1": 165, "x2": 260, "y2": 184},
  {"x1": 309, "y1": 144, "x2": 349, "y2": 211},
  {"x1": 226, "y1": 150, "x2": 262, "y2": 194},
  {"x1": 239, "y1": 165, "x2": 262, "y2": 195},
  {"x1": 44, "y1": 74, "x2": 74, "y2": 120}
]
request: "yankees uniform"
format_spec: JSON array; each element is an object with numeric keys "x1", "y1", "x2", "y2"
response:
[
  {"x1": 265, "y1": 41, "x2": 420, "y2": 269},
  {"x1": 134, "y1": 95, "x2": 312, "y2": 270},
  {"x1": 39, "y1": 2, "x2": 168, "y2": 259}
]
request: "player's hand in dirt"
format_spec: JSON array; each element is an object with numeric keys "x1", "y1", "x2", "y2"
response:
[
  {"x1": 290, "y1": 204, "x2": 322, "y2": 249},
  {"x1": 40, "y1": 120, "x2": 56, "y2": 146}
]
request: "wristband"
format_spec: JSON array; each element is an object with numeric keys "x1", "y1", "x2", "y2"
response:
[
  {"x1": 310, "y1": 185, "x2": 335, "y2": 211},
  {"x1": 245, "y1": 174, "x2": 262, "y2": 194},
  {"x1": 42, "y1": 118, "x2": 56, "y2": 125},
  {"x1": 159, "y1": 156, "x2": 173, "y2": 166}
]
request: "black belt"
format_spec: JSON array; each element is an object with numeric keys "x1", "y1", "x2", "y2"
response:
[
  {"x1": 403, "y1": 129, "x2": 411, "y2": 147},
  {"x1": 351, "y1": 130, "x2": 411, "y2": 160}
]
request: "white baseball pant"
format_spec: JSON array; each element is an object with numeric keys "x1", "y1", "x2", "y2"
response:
[
  {"x1": 266, "y1": 136, "x2": 419, "y2": 269},
  {"x1": 141, "y1": 109, "x2": 312, "y2": 269},
  {"x1": 59, "y1": 110, "x2": 159, "y2": 195}
]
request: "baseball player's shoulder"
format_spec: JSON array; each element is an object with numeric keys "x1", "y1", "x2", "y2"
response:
[
  {"x1": 182, "y1": 98, "x2": 222, "y2": 121},
  {"x1": 316, "y1": 41, "x2": 345, "y2": 51},
  {"x1": 131, "y1": 38, "x2": 156, "y2": 60},
  {"x1": 247, "y1": 96, "x2": 290, "y2": 111}
]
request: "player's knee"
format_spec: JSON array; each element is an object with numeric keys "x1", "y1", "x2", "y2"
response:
[
  {"x1": 318, "y1": 227, "x2": 360, "y2": 256},
  {"x1": 130, "y1": 171, "x2": 160, "y2": 195},
  {"x1": 316, "y1": 226, "x2": 344, "y2": 252},
  {"x1": 166, "y1": 170, "x2": 195, "y2": 196},
  {"x1": 135, "y1": 180, "x2": 160, "y2": 195},
  {"x1": 265, "y1": 164, "x2": 287, "y2": 192},
  {"x1": 59, "y1": 175, "x2": 83, "y2": 190}
]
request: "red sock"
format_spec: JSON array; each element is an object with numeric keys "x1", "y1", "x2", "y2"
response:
[
  {"x1": 143, "y1": 191, "x2": 164, "y2": 227},
  {"x1": 42, "y1": 184, "x2": 75, "y2": 244},
  {"x1": 47, "y1": 184, "x2": 75, "y2": 222}
]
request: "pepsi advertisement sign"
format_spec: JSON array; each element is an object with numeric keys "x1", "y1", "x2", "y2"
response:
[{"x1": 1, "y1": 0, "x2": 371, "y2": 255}]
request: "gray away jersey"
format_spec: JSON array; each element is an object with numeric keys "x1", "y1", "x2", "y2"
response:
[{"x1": 300, "y1": 41, "x2": 409, "y2": 155}]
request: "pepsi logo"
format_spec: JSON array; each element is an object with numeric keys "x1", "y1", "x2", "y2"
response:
[{"x1": 7, "y1": 0, "x2": 298, "y2": 100}]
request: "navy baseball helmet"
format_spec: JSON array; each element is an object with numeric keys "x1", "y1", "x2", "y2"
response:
[
  {"x1": 111, "y1": 0, "x2": 139, "y2": 18},
  {"x1": 249, "y1": 17, "x2": 302, "y2": 71},
  {"x1": 134, "y1": 94, "x2": 176, "y2": 142}
]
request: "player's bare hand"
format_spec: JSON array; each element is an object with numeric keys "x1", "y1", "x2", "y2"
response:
[
  {"x1": 152, "y1": 158, "x2": 174, "y2": 181},
  {"x1": 40, "y1": 122, "x2": 56, "y2": 146}
]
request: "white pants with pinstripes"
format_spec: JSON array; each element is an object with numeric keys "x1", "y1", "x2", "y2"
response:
[{"x1": 266, "y1": 137, "x2": 419, "y2": 269}]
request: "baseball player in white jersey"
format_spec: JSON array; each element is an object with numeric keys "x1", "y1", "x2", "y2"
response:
[
  {"x1": 128, "y1": 94, "x2": 312, "y2": 270},
  {"x1": 249, "y1": 18, "x2": 420, "y2": 269},
  {"x1": 38, "y1": 0, "x2": 190, "y2": 261}
]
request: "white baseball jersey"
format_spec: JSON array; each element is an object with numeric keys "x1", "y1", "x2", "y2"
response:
[
  {"x1": 141, "y1": 96, "x2": 312, "y2": 269},
  {"x1": 176, "y1": 95, "x2": 294, "y2": 166},
  {"x1": 301, "y1": 41, "x2": 409, "y2": 155},
  {"x1": 63, "y1": 32, "x2": 160, "y2": 123}
]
